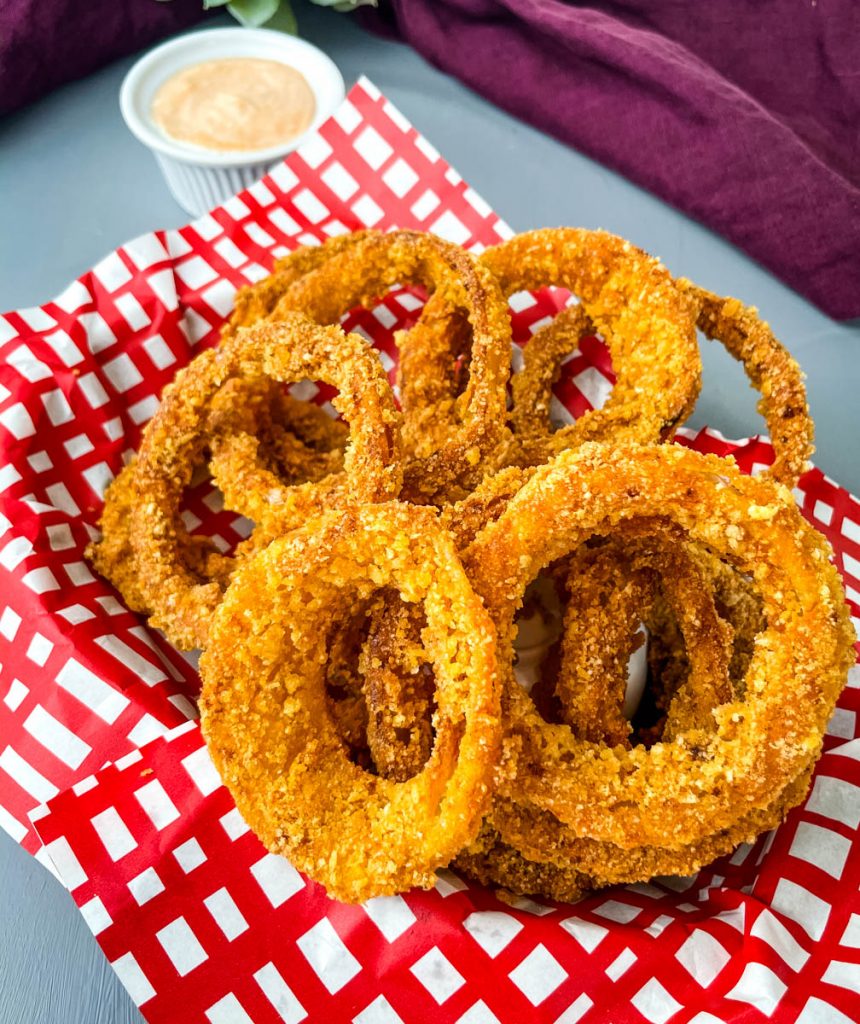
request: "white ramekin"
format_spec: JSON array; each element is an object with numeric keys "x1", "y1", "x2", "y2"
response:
[{"x1": 120, "y1": 27, "x2": 345, "y2": 216}]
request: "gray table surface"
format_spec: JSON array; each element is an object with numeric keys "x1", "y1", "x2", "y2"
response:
[{"x1": 1, "y1": 3, "x2": 858, "y2": 1022}]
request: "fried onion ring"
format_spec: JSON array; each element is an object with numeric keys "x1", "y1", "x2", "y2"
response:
[
  {"x1": 359, "y1": 466, "x2": 531, "y2": 779},
  {"x1": 222, "y1": 230, "x2": 378, "y2": 340},
  {"x1": 481, "y1": 229, "x2": 701, "y2": 467},
  {"x1": 359, "y1": 592, "x2": 435, "y2": 783},
  {"x1": 463, "y1": 442, "x2": 854, "y2": 851},
  {"x1": 459, "y1": 760, "x2": 816, "y2": 900},
  {"x1": 89, "y1": 377, "x2": 347, "y2": 628},
  {"x1": 126, "y1": 315, "x2": 401, "y2": 649},
  {"x1": 270, "y1": 230, "x2": 512, "y2": 502},
  {"x1": 556, "y1": 525, "x2": 735, "y2": 748},
  {"x1": 644, "y1": 547, "x2": 765, "y2": 717},
  {"x1": 206, "y1": 380, "x2": 349, "y2": 526},
  {"x1": 199, "y1": 502, "x2": 501, "y2": 902},
  {"x1": 680, "y1": 281, "x2": 813, "y2": 487},
  {"x1": 206, "y1": 378, "x2": 348, "y2": 517}
]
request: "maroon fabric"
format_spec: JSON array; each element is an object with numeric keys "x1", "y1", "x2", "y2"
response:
[
  {"x1": 0, "y1": 0, "x2": 208, "y2": 117},
  {"x1": 376, "y1": 0, "x2": 860, "y2": 320}
]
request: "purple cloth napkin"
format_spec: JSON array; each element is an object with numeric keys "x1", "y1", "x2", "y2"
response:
[
  {"x1": 0, "y1": 0, "x2": 207, "y2": 118},
  {"x1": 376, "y1": 0, "x2": 860, "y2": 320}
]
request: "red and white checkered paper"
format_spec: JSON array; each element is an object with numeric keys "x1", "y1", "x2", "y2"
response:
[{"x1": 2, "y1": 78, "x2": 859, "y2": 1024}]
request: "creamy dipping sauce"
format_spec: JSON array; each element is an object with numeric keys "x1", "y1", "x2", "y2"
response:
[{"x1": 151, "y1": 57, "x2": 316, "y2": 152}]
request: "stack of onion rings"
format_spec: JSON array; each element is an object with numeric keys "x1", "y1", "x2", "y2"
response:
[
  {"x1": 224, "y1": 229, "x2": 513, "y2": 504},
  {"x1": 87, "y1": 226, "x2": 853, "y2": 904}
]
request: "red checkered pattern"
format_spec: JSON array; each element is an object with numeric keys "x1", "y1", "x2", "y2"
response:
[
  {"x1": 2, "y1": 78, "x2": 859, "y2": 1023},
  {"x1": 0, "y1": 78, "x2": 509, "y2": 853},
  {"x1": 31, "y1": 668, "x2": 860, "y2": 1024}
]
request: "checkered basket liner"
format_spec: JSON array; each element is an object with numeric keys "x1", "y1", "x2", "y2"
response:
[{"x1": 1, "y1": 78, "x2": 858, "y2": 1024}]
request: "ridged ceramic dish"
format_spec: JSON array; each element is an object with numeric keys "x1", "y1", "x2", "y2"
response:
[{"x1": 120, "y1": 27, "x2": 345, "y2": 216}]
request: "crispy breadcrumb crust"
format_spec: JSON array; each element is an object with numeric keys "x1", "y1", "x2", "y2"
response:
[
  {"x1": 463, "y1": 443, "x2": 855, "y2": 855},
  {"x1": 199, "y1": 503, "x2": 500, "y2": 902},
  {"x1": 86, "y1": 229, "x2": 853, "y2": 905}
]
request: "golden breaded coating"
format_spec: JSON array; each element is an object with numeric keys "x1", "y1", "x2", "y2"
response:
[
  {"x1": 86, "y1": 228, "x2": 854, "y2": 906},
  {"x1": 463, "y1": 443, "x2": 855, "y2": 852},
  {"x1": 92, "y1": 314, "x2": 402, "y2": 650},
  {"x1": 557, "y1": 525, "x2": 734, "y2": 748},
  {"x1": 482, "y1": 228, "x2": 702, "y2": 469},
  {"x1": 680, "y1": 280, "x2": 813, "y2": 487},
  {"x1": 199, "y1": 503, "x2": 500, "y2": 902},
  {"x1": 269, "y1": 230, "x2": 512, "y2": 503}
]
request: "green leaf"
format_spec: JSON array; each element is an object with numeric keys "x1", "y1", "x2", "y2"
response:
[
  {"x1": 202, "y1": 0, "x2": 232, "y2": 9},
  {"x1": 260, "y1": 2, "x2": 298, "y2": 33},
  {"x1": 310, "y1": 0, "x2": 377, "y2": 9},
  {"x1": 226, "y1": 0, "x2": 280, "y2": 27}
]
